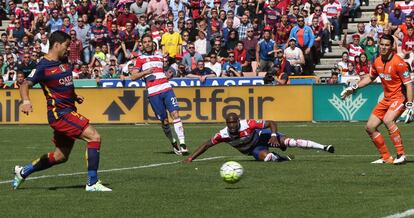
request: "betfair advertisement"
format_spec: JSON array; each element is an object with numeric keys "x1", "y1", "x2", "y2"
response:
[{"x1": 0, "y1": 86, "x2": 312, "y2": 124}]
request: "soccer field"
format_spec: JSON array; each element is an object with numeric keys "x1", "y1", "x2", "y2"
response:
[{"x1": 1, "y1": 123, "x2": 414, "y2": 217}]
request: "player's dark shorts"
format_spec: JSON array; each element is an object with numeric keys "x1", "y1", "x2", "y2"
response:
[
  {"x1": 250, "y1": 129, "x2": 285, "y2": 160},
  {"x1": 148, "y1": 89, "x2": 180, "y2": 121},
  {"x1": 50, "y1": 111, "x2": 90, "y2": 147}
]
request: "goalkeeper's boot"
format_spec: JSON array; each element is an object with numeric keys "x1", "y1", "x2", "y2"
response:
[
  {"x1": 179, "y1": 144, "x2": 189, "y2": 155},
  {"x1": 324, "y1": 145, "x2": 335, "y2": 153},
  {"x1": 85, "y1": 180, "x2": 112, "y2": 192},
  {"x1": 12, "y1": 165, "x2": 25, "y2": 190},
  {"x1": 171, "y1": 141, "x2": 182, "y2": 156},
  {"x1": 371, "y1": 156, "x2": 394, "y2": 164},
  {"x1": 393, "y1": 154, "x2": 407, "y2": 165}
]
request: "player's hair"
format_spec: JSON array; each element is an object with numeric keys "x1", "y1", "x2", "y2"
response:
[
  {"x1": 380, "y1": 34, "x2": 394, "y2": 45},
  {"x1": 49, "y1": 31, "x2": 70, "y2": 48}
]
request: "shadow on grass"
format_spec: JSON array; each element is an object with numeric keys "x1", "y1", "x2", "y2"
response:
[{"x1": 47, "y1": 182, "x2": 110, "y2": 191}]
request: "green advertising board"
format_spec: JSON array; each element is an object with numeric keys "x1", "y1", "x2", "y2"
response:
[{"x1": 313, "y1": 84, "x2": 384, "y2": 121}]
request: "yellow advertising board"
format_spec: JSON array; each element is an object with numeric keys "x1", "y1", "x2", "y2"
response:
[{"x1": 0, "y1": 86, "x2": 312, "y2": 124}]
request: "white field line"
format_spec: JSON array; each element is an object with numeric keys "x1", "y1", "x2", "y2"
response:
[
  {"x1": 383, "y1": 209, "x2": 414, "y2": 218},
  {"x1": 0, "y1": 156, "x2": 225, "y2": 185}
]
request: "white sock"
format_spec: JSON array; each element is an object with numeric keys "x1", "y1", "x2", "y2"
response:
[
  {"x1": 284, "y1": 138, "x2": 325, "y2": 150},
  {"x1": 173, "y1": 118, "x2": 185, "y2": 145},
  {"x1": 264, "y1": 153, "x2": 278, "y2": 162},
  {"x1": 162, "y1": 124, "x2": 175, "y2": 144}
]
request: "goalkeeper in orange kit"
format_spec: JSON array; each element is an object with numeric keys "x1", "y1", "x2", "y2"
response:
[{"x1": 341, "y1": 35, "x2": 414, "y2": 164}]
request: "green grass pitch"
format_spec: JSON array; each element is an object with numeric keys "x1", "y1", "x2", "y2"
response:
[{"x1": 1, "y1": 123, "x2": 414, "y2": 217}]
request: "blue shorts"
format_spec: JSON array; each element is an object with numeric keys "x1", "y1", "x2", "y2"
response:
[
  {"x1": 148, "y1": 89, "x2": 180, "y2": 121},
  {"x1": 250, "y1": 129, "x2": 285, "y2": 161}
]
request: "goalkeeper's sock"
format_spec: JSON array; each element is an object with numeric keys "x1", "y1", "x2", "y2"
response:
[
  {"x1": 21, "y1": 152, "x2": 58, "y2": 178},
  {"x1": 388, "y1": 124, "x2": 405, "y2": 155},
  {"x1": 162, "y1": 123, "x2": 175, "y2": 144},
  {"x1": 173, "y1": 118, "x2": 185, "y2": 145},
  {"x1": 370, "y1": 132, "x2": 391, "y2": 160},
  {"x1": 87, "y1": 141, "x2": 100, "y2": 186},
  {"x1": 283, "y1": 138, "x2": 324, "y2": 150}
]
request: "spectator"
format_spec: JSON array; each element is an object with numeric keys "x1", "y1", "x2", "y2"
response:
[
  {"x1": 67, "y1": 4, "x2": 79, "y2": 25},
  {"x1": 264, "y1": 0, "x2": 281, "y2": 28},
  {"x1": 194, "y1": 30, "x2": 210, "y2": 57},
  {"x1": 365, "y1": 16, "x2": 383, "y2": 42},
  {"x1": 323, "y1": 0, "x2": 342, "y2": 41},
  {"x1": 147, "y1": 0, "x2": 169, "y2": 20},
  {"x1": 9, "y1": 20, "x2": 32, "y2": 42},
  {"x1": 187, "y1": 60, "x2": 216, "y2": 82},
  {"x1": 224, "y1": 10, "x2": 240, "y2": 29},
  {"x1": 90, "y1": 17, "x2": 109, "y2": 50},
  {"x1": 361, "y1": 36, "x2": 378, "y2": 63},
  {"x1": 238, "y1": 14, "x2": 252, "y2": 40},
  {"x1": 346, "y1": 61, "x2": 356, "y2": 76},
  {"x1": 389, "y1": 5, "x2": 405, "y2": 32},
  {"x1": 161, "y1": 21, "x2": 183, "y2": 65},
  {"x1": 374, "y1": 4, "x2": 389, "y2": 28},
  {"x1": 225, "y1": 29, "x2": 239, "y2": 51},
  {"x1": 208, "y1": 8, "x2": 223, "y2": 38},
  {"x1": 275, "y1": 14, "x2": 292, "y2": 49},
  {"x1": 289, "y1": 16, "x2": 315, "y2": 74},
  {"x1": 184, "y1": 19, "x2": 198, "y2": 42},
  {"x1": 205, "y1": 53, "x2": 222, "y2": 77},
  {"x1": 256, "y1": 27, "x2": 276, "y2": 73},
  {"x1": 39, "y1": 33, "x2": 49, "y2": 54},
  {"x1": 136, "y1": 15, "x2": 150, "y2": 37},
  {"x1": 400, "y1": 26, "x2": 414, "y2": 60},
  {"x1": 68, "y1": 30, "x2": 83, "y2": 64},
  {"x1": 130, "y1": 0, "x2": 148, "y2": 18},
  {"x1": 342, "y1": 33, "x2": 365, "y2": 63},
  {"x1": 398, "y1": 0, "x2": 414, "y2": 17},
  {"x1": 73, "y1": 17, "x2": 91, "y2": 64},
  {"x1": 60, "y1": 17, "x2": 73, "y2": 33},
  {"x1": 284, "y1": 37, "x2": 305, "y2": 75},
  {"x1": 288, "y1": 5, "x2": 300, "y2": 25},
  {"x1": 11, "y1": 71, "x2": 25, "y2": 88},
  {"x1": 78, "y1": 64, "x2": 91, "y2": 79},
  {"x1": 21, "y1": 1, "x2": 35, "y2": 31},
  {"x1": 382, "y1": 0, "x2": 395, "y2": 14},
  {"x1": 336, "y1": 52, "x2": 350, "y2": 75},
  {"x1": 182, "y1": 42, "x2": 203, "y2": 73},
  {"x1": 310, "y1": 16, "x2": 327, "y2": 63},
  {"x1": 222, "y1": 51, "x2": 242, "y2": 77},
  {"x1": 0, "y1": 56, "x2": 6, "y2": 75},
  {"x1": 17, "y1": 53, "x2": 35, "y2": 78},
  {"x1": 0, "y1": 76, "x2": 9, "y2": 88},
  {"x1": 0, "y1": 33, "x2": 7, "y2": 55},
  {"x1": 271, "y1": 63, "x2": 289, "y2": 85},
  {"x1": 209, "y1": 40, "x2": 229, "y2": 63},
  {"x1": 117, "y1": 6, "x2": 138, "y2": 29},
  {"x1": 102, "y1": 65, "x2": 121, "y2": 79},
  {"x1": 233, "y1": 41, "x2": 251, "y2": 72},
  {"x1": 394, "y1": 16, "x2": 413, "y2": 41},
  {"x1": 274, "y1": 48, "x2": 293, "y2": 76},
  {"x1": 242, "y1": 27, "x2": 258, "y2": 62},
  {"x1": 327, "y1": 71, "x2": 339, "y2": 84},
  {"x1": 31, "y1": 51, "x2": 40, "y2": 63},
  {"x1": 119, "y1": 21, "x2": 140, "y2": 61},
  {"x1": 355, "y1": 53, "x2": 370, "y2": 79},
  {"x1": 47, "y1": 9, "x2": 63, "y2": 33}
]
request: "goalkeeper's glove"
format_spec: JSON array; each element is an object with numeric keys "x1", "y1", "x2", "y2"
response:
[
  {"x1": 402, "y1": 102, "x2": 414, "y2": 124},
  {"x1": 340, "y1": 83, "x2": 358, "y2": 100}
]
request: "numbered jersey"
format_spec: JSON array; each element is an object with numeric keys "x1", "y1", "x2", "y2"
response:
[
  {"x1": 211, "y1": 119, "x2": 266, "y2": 154},
  {"x1": 134, "y1": 53, "x2": 172, "y2": 96}
]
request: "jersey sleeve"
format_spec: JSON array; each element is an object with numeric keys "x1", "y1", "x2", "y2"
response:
[
  {"x1": 26, "y1": 65, "x2": 44, "y2": 85},
  {"x1": 369, "y1": 64, "x2": 378, "y2": 78},
  {"x1": 133, "y1": 57, "x2": 143, "y2": 70},
  {"x1": 247, "y1": 119, "x2": 266, "y2": 129},
  {"x1": 211, "y1": 132, "x2": 223, "y2": 145},
  {"x1": 396, "y1": 59, "x2": 412, "y2": 84}
]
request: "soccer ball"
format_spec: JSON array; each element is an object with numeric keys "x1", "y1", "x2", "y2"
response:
[{"x1": 220, "y1": 161, "x2": 244, "y2": 184}]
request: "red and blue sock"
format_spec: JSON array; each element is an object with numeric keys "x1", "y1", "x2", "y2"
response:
[
  {"x1": 87, "y1": 141, "x2": 100, "y2": 186},
  {"x1": 21, "y1": 152, "x2": 57, "y2": 178}
]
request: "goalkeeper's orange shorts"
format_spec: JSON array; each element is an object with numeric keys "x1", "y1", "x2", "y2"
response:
[{"x1": 372, "y1": 98, "x2": 406, "y2": 120}]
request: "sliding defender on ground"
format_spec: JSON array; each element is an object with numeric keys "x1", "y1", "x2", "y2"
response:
[
  {"x1": 185, "y1": 113, "x2": 334, "y2": 162},
  {"x1": 13, "y1": 31, "x2": 111, "y2": 191},
  {"x1": 341, "y1": 34, "x2": 413, "y2": 164},
  {"x1": 129, "y1": 34, "x2": 188, "y2": 155}
]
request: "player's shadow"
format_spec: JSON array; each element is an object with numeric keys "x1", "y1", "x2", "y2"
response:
[
  {"x1": 47, "y1": 184, "x2": 86, "y2": 190},
  {"x1": 153, "y1": 151, "x2": 190, "y2": 156},
  {"x1": 224, "y1": 186, "x2": 244, "y2": 190}
]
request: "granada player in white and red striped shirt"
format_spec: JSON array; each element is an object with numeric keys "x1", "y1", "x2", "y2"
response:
[
  {"x1": 130, "y1": 34, "x2": 188, "y2": 156},
  {"x1": 185, "y1": 113, "x2": 334, "y2": 162}
]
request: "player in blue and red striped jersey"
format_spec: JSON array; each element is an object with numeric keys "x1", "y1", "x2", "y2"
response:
[
  {"x1": 185, "y1": 113, "x2": 335, "y2": 162},
  {"x1": 130, "y1": 33, "x2": 188, "y2": 156},
  {"x1": 13, "y1": 31, "x2": 111, "y2": 192}
]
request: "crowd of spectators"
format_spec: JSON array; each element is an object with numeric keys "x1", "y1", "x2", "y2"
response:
[{"x1": 0, "y1": 0, "x2": 413, "y2": 87}]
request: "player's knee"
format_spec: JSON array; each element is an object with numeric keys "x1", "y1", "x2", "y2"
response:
[
  {"x1": 365, "y1": 124, "x2": 376, "y2": 134},
  {"x1": 162, "y1": 119, "x2": 170, "y2": 126},
  {"x1": 170, "y1": 111, "x2": 179, "y2": 119},
  {"x1": 382, "y1": 119, "x2": 395, "y2": 128},
  {"x1": 54, "y1": 152, "x2": 69, "y2": 163},
  {"x1": 91, "y1": 132, "x2": 101, "y2": 142}
]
